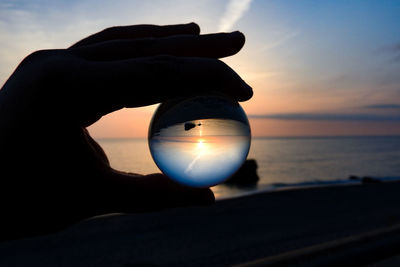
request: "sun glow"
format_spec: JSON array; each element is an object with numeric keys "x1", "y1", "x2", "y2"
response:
[
  {"x1": 197, "y1": 139, "x2": 205, "y2": 150},
  {"x1": 185, "y1": 138, "x2": 208, "y2": 174}
]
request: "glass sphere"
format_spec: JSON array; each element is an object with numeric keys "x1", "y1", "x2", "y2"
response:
[{"x1": 148, "y1": 95, "x2": 251, "y2": 187}]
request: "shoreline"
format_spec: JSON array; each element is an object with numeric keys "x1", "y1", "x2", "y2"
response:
[{"x1": 214, "y1": 175, "x2": 400, "y2": 201}]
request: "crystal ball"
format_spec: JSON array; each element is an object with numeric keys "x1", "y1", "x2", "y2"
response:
[{"x1": 148, "y1": 95, "x2": 251, "y2": 187}]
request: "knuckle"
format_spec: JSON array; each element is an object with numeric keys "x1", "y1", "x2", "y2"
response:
[
  {"x1": 22, "y1": 49, "x2": 53, "y2": 64},
  {"x1": 20, "y1": 50, "x2": 57, "y2": 82},
  {"x1": 101, "y1": 26, "x2": 122, "y2": 36},
  {"x1": 20, "y1": 49, "x2": 74, "y2": 84},
  {"x1": 22, "y1": 49, "x2": 68, "y2": 70}
]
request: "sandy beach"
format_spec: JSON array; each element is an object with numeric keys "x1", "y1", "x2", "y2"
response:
[{"x1": 1, "y1": 181, "x2": 400, "y2": 266}]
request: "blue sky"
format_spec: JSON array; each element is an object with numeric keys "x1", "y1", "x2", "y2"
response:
[{"x1": 1, "y1": 0, "x2": 399, "y2": 136}]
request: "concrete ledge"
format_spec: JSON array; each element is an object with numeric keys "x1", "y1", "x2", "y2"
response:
[{"x1": 237, "y1": 224, "x2": 400, "y2": 267}]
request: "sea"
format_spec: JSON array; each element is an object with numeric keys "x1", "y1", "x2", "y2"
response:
[{"x1": 97, "y1": 136, "x2": 400, "y2": 200}]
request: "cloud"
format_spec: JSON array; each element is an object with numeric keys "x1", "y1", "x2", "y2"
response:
[
  {"x1": 389, "y1": 44, "x2": 400, "y2": 63},
  {"x1": 218, "y1": 0, "x2": 252, "y2": 32},
  {"x1": 393, "y1": 54, "x2": 400, "y2": 63},
  {"x1": 377, "y1": 42, "x2": 400, "y2": 53},
  {"x1": 388, "y1": 43, "x2": 400, "y2": 53},
  {"x1": 378, "y1": 42, "x2": 400, "y2": 63},
  {"x1": 364, "y1": 104, "x2": 400, "y2": 109},
  {"x1": 248, "y1": 113, "x2": 400, "y2": 121},
  {"x1": 257, "y1": 30, "x2": 300, "y2": 52}
]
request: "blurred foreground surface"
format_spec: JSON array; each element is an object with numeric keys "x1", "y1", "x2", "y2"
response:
[{"x1": 1, "y1": 181, "x2": 400, "y2": 266}]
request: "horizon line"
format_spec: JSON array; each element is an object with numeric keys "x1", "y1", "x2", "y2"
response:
[{"x1": 94, "y1": 134, "x2": 400, "y2": 140}]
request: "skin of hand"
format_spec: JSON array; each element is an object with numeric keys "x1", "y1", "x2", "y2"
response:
[{"x1": 0, "y1": 23, "x2": 252, "y2": 240}]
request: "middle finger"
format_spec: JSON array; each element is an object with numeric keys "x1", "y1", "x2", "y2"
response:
[{"x1": 69, "y1": 31, "x2": 246, "y2": 61}]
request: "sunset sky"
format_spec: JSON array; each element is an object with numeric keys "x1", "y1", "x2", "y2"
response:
[{"x1": 1, "y1": 0, "x2": 400, "y2": 137}]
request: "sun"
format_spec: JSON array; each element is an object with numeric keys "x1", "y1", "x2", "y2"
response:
[{"x1": 196, "y1": 139, "x2": 205, "y2": 150}]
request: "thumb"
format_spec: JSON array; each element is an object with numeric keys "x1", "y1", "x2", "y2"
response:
[{"x1": 94, "y1": 170, "x2": 215, "y2": 214}]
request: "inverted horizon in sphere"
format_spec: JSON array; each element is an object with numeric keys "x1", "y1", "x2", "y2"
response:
[{"x1": 149, "y1": 96, "x2": 251, "y2": 187}]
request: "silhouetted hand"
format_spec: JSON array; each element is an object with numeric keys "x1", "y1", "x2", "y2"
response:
[{"x1": 0, "y1": 23, "x2": 252, "y2": 240}]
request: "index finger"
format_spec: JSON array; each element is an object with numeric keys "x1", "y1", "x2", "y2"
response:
[
  {"x1": 82, "y1": 56, "x2": 252, "y2": 109},
  {"x1": 69, "y1": 56, "x2": 253, "y2": 126},
  {"x1": 70, "y1": 23, "x2": 200, "y2": 48}
]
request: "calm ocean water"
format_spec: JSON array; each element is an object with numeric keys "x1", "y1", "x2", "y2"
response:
[{"x1": 97, "y1": 136, "x2": 400, "y2": 199}]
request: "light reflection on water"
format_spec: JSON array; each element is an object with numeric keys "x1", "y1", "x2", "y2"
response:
[{"x1": 150, "y1": 134, "x2": 250, "y2": 187}]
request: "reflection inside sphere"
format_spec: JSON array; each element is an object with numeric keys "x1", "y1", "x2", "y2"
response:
[{"x1": 148, "y1": 95, "x2": 251, "y2": 187}]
